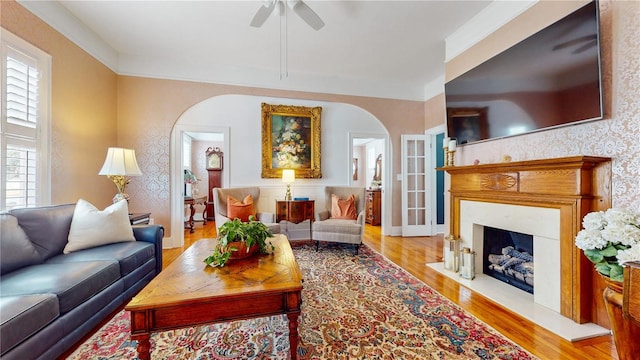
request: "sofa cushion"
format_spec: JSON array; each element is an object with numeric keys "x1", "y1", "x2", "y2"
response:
[
  {"x1": 8, "y1": 204, "x2": 75, "y2": 260},
  {"x1": 331, "y1": 194, "x2": 357, "y2": 220},
  {"x1": 313, "y1": 218, "x2": 362, "y2": 235},
  {"x1": 47, "y1": 241, "x2": 155, "y2": 277},
  {"x1": 0, "y1": 261, "x2": 120, "y2": 313},
  {"x1": 227, "y1": 194, "x2": 256, "y2": 222},
  {"x1": 0, "y1": 214, "x2": 43, "y2": 274},
  {"x1": 64, "y1": 199, "x2": 135, "y2": 253},
  {"x1": 0, "y1": 294, "x2": 59, "y2": 356}
]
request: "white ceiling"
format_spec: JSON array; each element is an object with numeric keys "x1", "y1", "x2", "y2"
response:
[{"x1": 18, "y1": 0, "x2": 499, "y2": 101}]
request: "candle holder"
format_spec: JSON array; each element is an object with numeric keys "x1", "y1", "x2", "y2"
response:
[
  {"x1": 443, "y1": 235, "x2": 460, "y2": 272},
  {"x1": 447, "y1": 149, "x2": 456, "y2": 167},
  {"x1": 443, "y1": 138, "x2": 457, "y2": 167},
  {"x1": 443, "y1": 144, "x2": 450, "y2": 167},
  {"x1": 460, "y1": 247, "x2": 476, "y2": 280}
]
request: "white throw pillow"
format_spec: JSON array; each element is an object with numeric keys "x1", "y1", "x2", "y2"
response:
[{"x1": 64, "y1": 199, "x2": 135, "y2": 253}]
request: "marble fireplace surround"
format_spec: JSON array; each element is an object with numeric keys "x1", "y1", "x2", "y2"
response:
[{"x1": 436, "y1": 156, "x2": 613, "y2": 340}]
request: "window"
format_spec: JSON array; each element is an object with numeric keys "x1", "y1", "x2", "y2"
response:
[{"x1": 1, "y1": 28, "x2": 51, "y2": 210}]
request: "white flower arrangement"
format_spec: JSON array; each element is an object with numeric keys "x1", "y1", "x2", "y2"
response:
[{"x1": 575, "y1": 208, "x2": 640, "y2": 282}]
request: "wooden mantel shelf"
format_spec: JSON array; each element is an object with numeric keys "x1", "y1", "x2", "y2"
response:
[
  {"x1": 443, "y1": 156, "x2": 612, "y2": 325},
  {"x1": 439, "y1": 156, "x2": 611, "y2": 198}
]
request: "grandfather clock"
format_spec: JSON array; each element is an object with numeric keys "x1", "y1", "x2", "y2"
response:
[{"x1": 205, "y1": 147, "x2": 223, "y2": 220}]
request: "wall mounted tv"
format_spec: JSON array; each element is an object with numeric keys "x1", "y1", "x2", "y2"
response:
[{"x1": 445, "y1": 1, "x2": 603, "y2": 145}]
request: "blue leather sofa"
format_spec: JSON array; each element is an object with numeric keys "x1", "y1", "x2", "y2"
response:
[{"x1": 0, "y1": 203, "x2": 163, "y2": 360}]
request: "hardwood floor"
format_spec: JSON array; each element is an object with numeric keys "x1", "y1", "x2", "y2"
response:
[{"x1": 170, "y1": 221, "x2": 618, "y2": 360}]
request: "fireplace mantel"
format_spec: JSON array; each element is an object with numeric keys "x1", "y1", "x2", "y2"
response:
[{"x1": 443, "y1": 156, "x2": 612, "y2": 325}]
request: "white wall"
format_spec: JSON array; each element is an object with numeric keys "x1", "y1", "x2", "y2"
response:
[{"x1": 352, "y1": 145, "x2": 366, "y2": 188}]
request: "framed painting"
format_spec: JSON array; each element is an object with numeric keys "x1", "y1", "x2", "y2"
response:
[
  {"x1": 446, "y1": 107, "x2": 488, "y2": 145},
  {"x1": 261, "y1": 103, "x2": 322, "y2": 178}
]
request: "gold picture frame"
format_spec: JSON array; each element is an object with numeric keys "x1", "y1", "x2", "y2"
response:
[{"x1": 261, "y1": 103, "x2": 322, "y2": 178}]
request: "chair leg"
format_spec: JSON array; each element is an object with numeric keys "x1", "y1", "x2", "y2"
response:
[
  {"x1": 354, "y1": 244, "x2": 360, "y2": 255},
  {"x1": 315, "y1": 241, "x2": 319, "y2": 252}
]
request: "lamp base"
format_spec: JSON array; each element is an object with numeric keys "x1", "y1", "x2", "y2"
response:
[
  {"x1": 113, "y1": 193, "x2": 130, "y2": 204},
  {"x1": 285, "y1": 184, "x2": 292, "y2": 201}
]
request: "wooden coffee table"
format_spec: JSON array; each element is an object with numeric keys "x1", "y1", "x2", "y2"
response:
[{"x1": 125, "y1": 234, "x2": 303, "y2": 359}]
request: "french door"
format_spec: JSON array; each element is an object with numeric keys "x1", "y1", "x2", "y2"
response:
[{"x1": 401, "y1": 135, "x2": 432, "y2": 236}]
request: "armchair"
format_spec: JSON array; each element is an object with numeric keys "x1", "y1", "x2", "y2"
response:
[
  {"x1": 312, "y1": 186, "x2": 366, "y2": 254},
  {"x1": 212, "y1": 187, "x2": 281, "y2": 234}
]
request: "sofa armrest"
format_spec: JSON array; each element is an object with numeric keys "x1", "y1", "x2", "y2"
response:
[
  {"x1": 133, "y1": 224, "x2": 164, "y2": 275},
  {"x1": 316, "y1": 210, "x2": 330, "y2": 221}
]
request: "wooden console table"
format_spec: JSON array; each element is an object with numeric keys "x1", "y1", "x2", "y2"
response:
[{"x1": 184, "y1": 195, "x2": 207, "y2": 233}]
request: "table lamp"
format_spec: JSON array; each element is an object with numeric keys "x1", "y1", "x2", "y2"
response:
[
  {"x1": 282, "y1": 169, "x2": 295, "y2": 201},
  {"x1": 99, "y1": 147, "x2": 142, "y2": 203}
]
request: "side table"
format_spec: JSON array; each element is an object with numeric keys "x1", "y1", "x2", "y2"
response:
[
  {"x1": 130, "y1": 213, "x2": 151, "y2": 225},
  {"x1": 276, "y1": 200, "x2": 314, "y2": 240},
  {"x1": 184, "y1": 195, "x2": 208, "y2": 233}
]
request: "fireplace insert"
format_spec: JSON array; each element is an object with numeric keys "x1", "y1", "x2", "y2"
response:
[{"x1": 483, "y1": 226, "x2": 534, "y2": 294}]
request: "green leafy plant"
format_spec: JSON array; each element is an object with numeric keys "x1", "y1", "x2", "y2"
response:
[
  {"x1": 575, "y1": 208, "x2": 640, "y2": 282},
  {"x1": 204, "y1": 216, "x2": 274, "y2": 267}
]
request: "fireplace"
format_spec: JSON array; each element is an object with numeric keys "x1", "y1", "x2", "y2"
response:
[
  {"x1": 483, "y1": 226, "x2": 534, "y2": 294},
  {"x1": 442, "y1": 156, "x2": 612, "y2": 326},
  {"x1": 461, "y1": 200, "x2": 560, "y2": 312}
]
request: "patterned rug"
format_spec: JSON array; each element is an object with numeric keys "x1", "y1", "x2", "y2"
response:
[{"x1": 69, "y1": 243, "x2": 537, "y2": 359}]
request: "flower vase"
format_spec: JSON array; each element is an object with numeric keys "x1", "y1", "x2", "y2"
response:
[{"x1": 602, "y1": 277, "x2": 640, "y2": 360}]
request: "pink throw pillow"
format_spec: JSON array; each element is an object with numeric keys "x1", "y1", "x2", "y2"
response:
[
  {"x1": 331, "y1": 194, "x2": 357, "y2": 220},
  {"x1": 227, "y1": 194, "x2": 255, "y2": 222}
]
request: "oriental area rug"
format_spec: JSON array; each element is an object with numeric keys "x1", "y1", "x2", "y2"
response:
[{"x1": 69, "y1": 243, "x2": 537, "y2": 359}]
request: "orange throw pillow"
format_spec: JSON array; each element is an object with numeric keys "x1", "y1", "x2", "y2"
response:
[
  {"x1": 331, "y1": 194, "x2": 357, "y2": 220},
  {"x1": 227, "y1": 194, "x2": 255, "y2": 222}
]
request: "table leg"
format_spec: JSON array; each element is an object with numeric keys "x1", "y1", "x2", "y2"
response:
[
  {"x1": 287, "y1": 312, "x2": 300, "y2": 360},
  {"x1": 132, "y1": 333, "x2": 151, "y2": 360},
  {"x1": 202, "y1": 203, "x2": 207, "y2": 225},
  {"x1": 189, "y1": 203, "x2": 195, "y2": 233}
]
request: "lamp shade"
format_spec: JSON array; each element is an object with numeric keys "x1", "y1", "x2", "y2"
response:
[
  {"x1": 98, "y1": 147, "x2": 142, "y2": 176},
  {"x1": 282, "y1": 169, "x2": 295, "y2": 183}
]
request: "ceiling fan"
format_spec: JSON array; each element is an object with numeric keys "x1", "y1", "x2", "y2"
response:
[{"x1": 250, "y1": 0, "x2": 325, "y2": 31}]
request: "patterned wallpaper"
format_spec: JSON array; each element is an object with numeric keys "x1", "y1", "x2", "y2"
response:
[{"x1": 457, "y1": 0, "x2": 639, "y2": 210}]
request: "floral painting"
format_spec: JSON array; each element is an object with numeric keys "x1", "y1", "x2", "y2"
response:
[{"x1": 261, "y1": 103, "x2": 322, "y2": 178}]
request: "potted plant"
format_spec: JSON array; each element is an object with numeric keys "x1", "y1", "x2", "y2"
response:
[
  {"x1": 574, "y1": 207, "x2": 640, "y2": 360},
  {"x1": 575, "y1": 208, "x2": 640, "y2": 282},
  {"x1": 204, "y1": 216, "x2": 274, "y2": 267}
]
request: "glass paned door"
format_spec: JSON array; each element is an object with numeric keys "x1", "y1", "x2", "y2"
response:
[{"x1": 401, "y1": 135, "x2": 432, "y2": 236}]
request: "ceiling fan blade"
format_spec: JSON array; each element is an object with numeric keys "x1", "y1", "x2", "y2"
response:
[
  {"x1": 250, "y1": 1, "x2": 276, "y2": 28},
  {"x1": 289, "y1": 0, "x2": 324, "y2": 30}
]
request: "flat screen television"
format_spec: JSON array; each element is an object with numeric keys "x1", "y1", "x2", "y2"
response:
[{"x1": 445, "y1": 1, "x2": 603, "y2": 145}]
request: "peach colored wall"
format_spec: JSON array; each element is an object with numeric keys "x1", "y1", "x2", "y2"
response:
[
  {"x1": 117, "y1": 77, "x2": 424, "y2": 231},
  {"x1": 444, "y1": 0, "x2": 639, "y2": 211},
  {"x1": 1, "y1": 0, "x2": 118, "y2": 208},
  {"x1": 424, "y1": 93, "x2": 446, "y2": 130}
]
